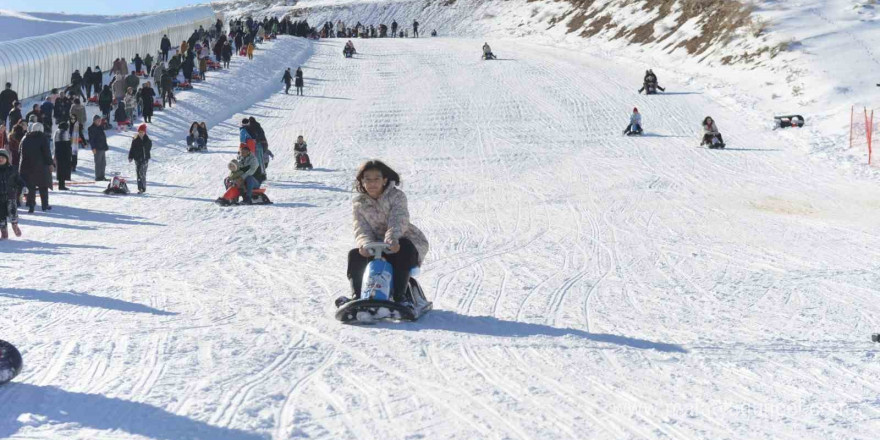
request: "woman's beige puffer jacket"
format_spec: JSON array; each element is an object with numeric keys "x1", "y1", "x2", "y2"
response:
[{"x1": 353, "y1": 185, "x2": 429, "y2": 264}]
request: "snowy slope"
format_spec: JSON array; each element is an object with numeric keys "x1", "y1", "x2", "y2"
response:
[
  {"x1": 0, "y1": 10, "x2": 141, "y2": 41},
  {"x1": 216, "y1": 0, "x2": 880, "y2": 176},
  {"x1": 2, "y1": 33, "x2": 880, "y2": 439}
]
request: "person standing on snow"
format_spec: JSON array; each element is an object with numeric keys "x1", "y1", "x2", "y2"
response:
[
  {"x1": 0, "y1": 149, "x2": 25, "y2": 239},
  {"x1": 160, "y1": 35, "x2": 172, "y2": 62},
  {"x1": 391, "y1": 20, "x2": 398, "y2": 38},
  {"x1": 133, "y1": 54, "x2": 144, "y2": 74},
  {"x1": 0, "y1": 83, "x2": 18, "y2": 125},
  {"x1": 88, "y1": 115, "x2": 108, "y2": 181},
  {"x1": 53, "y1": 121, "x2": 72, "y2": 190},
  {"x1": 295, "y1": 67, "x2": 304, "y2": 96},
  {"x1": 128, "y1": 124, "x2": 152, "y2": 194},
  {"x1": 19, "y1": 123, "x2": 53, "y2": 213},
  {"x1": 412, "y1": 20, "x2": 419, "y2": 38},
  {"x1": 282, "y1": 68, "x2": 293, "y2": 94},
  {"x1": 140, "y1": 82, "x2": 156, "y2": 123}
]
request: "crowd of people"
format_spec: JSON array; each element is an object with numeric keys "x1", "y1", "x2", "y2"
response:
[
  {"x1": 319, "y1": 19, "x2": 432, "y2": 39},
  {"x1": 0, "y1": 12, "x2": 440, "y2": 240}
]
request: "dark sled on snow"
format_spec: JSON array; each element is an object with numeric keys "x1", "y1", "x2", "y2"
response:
[
  {"x1": 774, "y1": 115, "x2": 805, "y2": 129},
  {"x1": 701, "y1": 134, "x2": 725, "y2": 149},
  {"x1": 0, "y1": 340, "x2": 22, "y2": 386},
  {"x1": 336, "y1": 278, "x2": 432, "y2": 324}
]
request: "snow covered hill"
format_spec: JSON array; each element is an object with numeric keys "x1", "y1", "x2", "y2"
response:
[
  {"x1": 2, "y1": 29, "x2": 880, "y2": 439},
  {"x1": 215, "y1": 0, "x2": 880, "y2": 175},
  {"x1": 0, "y1": 10, "x2": 142, "y2": 41}
]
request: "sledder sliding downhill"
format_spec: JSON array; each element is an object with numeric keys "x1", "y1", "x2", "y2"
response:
[
  {"x1": 482, "y1": 42, "x2": 497, "y2": 60},
  {"x1": 623, "y1": 107, "x2": 643, "y2": 136},
  {"x1": 343, "y1": 41, "x2": 356, "y2": 58},
  {"x1": 638, "y1": 69, "x2": 665, "y2": 95},
  {"x1": 334, "y1": 160, "x2": 432, "y2": 324},
  {"x1": 215, "y1": 144, "x2": 272, "y2": 206},
  {"x1": 701, "y1": 116, "x2": 725, "y2": 149},
  {"x1": 335, "y1": 243, "x2": 432, "y2": 323}
]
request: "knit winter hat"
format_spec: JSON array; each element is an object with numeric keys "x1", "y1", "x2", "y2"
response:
[
  {"x1": 228, "y1": 159, "x2": 239, "y2": 171},
  {"x1": 0, "y1": 149, "x2": 10, "y2": 162},
  {"x1": 633, "y1": 107, "x2": 638, "y2": 112},
  {"x1": 137, "y1": 123, "x2": 147, "y2": 133}
]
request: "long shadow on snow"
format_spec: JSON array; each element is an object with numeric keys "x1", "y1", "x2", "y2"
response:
[
  {"x1": 45, "y1": 206, "x2": 165, "y2": 227},
  {"x1": 0, "y1": 383, "x2": 264, "y2": 439},
  {"x1": 384, "y1": 310, "x2": 687, "y2": 353},
  {"x1": 0, "y1": 240, "x2": 107, "y2": 254},
  {"x1": 299, "y1": 95, "x2": 353, "y2": 101},
  {"x1": 270, "y1": 181, "x2": 349, "y2": 193},
  {"x1": 657, "y1": 92, "x2": 702, "y2": 96},
  {"x1": 17, "y1": 218, "x2": 99, "y2": 231},
  {"x1": 640, "y1": 134, "x2": 690, "y2": 138},
  {"x1": 1, "y1": 288, "x2": 175, "y2": 315},
  {"x1": 270, "y1": 202, "x2": 318, "y2": 208},
  {"x1": 713, "y1": 148, "x2": 781, "y2": 152}
]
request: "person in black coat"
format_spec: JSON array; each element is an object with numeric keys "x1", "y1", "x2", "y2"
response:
[
  {"x1": 160, "y1": 35, "x2": 172, "y2": 62},
  {"x1": 7, "y1": 101, "x2": 22, "y2": 129},
  {"x1": 0, "y1": 83, "x2": 19, "y2": 124},
  {"x1": 133, "y1": 54, "x2": 143, "y2": 74},
  {"x1": 53, "y1": 121, "x2": 72, "y2": 190},
  {"x1": 98, "y1": 85, "x2": 113, "y2": 120},
  {"x1": 19, "y1": 123, "x2": 53, "y2": 212},
  {"x1": 222, "y1": 42, "x2": 233, "y2": 68},
  {"x1": 140, "y1": 82, "x2": 156, "y2": 123},
  {"x1": 182, "y1": 52, "x2": 195, "y2": 83},
  {"x1": 92, "y1": 66, "x2": 104, "y2": 98},
  {"x1": 0, "y1": 149, "x2": 26, "y2": 238},
  {"x1": 69, "y1": 70, "x2": 85, "y2": 100},
  {"x1": 281, "y1": 68, "x2": 292, "y2": 94},
  {"x1": 295, "y1": 67, "x2": 304, "y2": 96},
  {"x1": 128, "y1": 124, "x2": 152, "y2": 193},
  {"x1": 161, "y1": 72, "x2": 175, "y2": 108},
  {"x1": 88, "y1": 115, "x2": 108, "y2": 181}
]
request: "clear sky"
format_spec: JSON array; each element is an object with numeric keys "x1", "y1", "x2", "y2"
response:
[{"x1": 0, "y1": 0, "x2": 206, "y2": 15}]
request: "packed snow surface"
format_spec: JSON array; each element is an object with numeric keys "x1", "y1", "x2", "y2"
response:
[
  {"x1": 0, "y1": 10, "x2": 140, "y2": 41},
  {"x1": 1, "y1": 34, "x2": 880, "y2": 439}
]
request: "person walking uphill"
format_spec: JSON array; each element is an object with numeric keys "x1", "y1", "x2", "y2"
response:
[
  {"x1": 346, "y1": 160, "x2": 429, "y2": 305},
  {"x1": 128, "y1": 124, "x2": 152, "y2": 193},
  {"x1": 19, "y1": 123, "x2": 53, "y2": 213},
  {"x1": 282, "y1": 68, "x2": 292, "y2": 94},
  {"x1": 88, "y1": 115, "x2": 108, "y2": 181}
]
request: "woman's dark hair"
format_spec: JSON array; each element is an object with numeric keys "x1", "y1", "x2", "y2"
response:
[
  {"x1": 703, "y1": 116, "x2": 713, "y2": 126},
  {"x1": 190, "y1": 122, "x2": 199, "y2": 131},
  {"x1": 354, "y1": 160, "x2": 400, "y2": 194}
]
